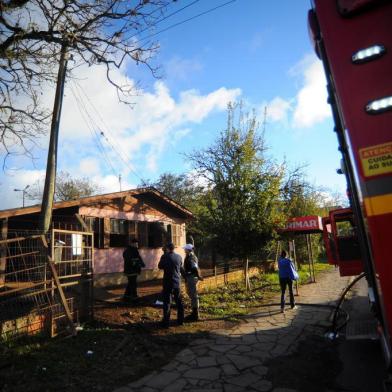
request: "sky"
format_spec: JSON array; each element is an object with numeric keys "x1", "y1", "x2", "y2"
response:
[{"x1": 0, "y1": 0, "x2": 347, "y2": 209}]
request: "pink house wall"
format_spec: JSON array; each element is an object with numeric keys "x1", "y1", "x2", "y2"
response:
[
  {"x1": 94, "y1": 247, "x2": 186, "y2": 274},
  {"x1": 79, "y1": 206, "x2": 187, "y2": 274}
]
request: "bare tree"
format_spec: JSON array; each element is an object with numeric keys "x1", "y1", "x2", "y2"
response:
[
  {"x1": 0, "y1": 0, "x2": 174, "y2": 162},
  {"x1": 28, "y1": 170, "x2": 102, "y2": 201}
]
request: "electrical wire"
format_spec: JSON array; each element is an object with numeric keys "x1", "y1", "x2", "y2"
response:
[
  {"x1": 136, "y1": 0, "x2": 238, "y2": 45},
  {"x1": 126, "y1": 0, "x2": 202, "y2": 41},
  {"x1": 70, "y1": 84, "x2": 118, "y2": 176},
  {"x1": 72, "y1": 80, "x2": 144, "y2": 182}
]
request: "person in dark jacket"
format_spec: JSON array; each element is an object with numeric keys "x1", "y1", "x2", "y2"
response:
[
  {"x1": 183, "y1": 244, "x2": 203, "y2": 321},
  {"x1": 123, "y1": 239, "x2": 145, "y2": 302},
  {"x1": 278, "y1": 250, "x2": 297, "y2": 312},
  {"x1": 158, "y1": 243, "x2": 184, "y2": 327}
]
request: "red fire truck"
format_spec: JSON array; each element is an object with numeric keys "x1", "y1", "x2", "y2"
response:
[{"x1": 308, "y1": 0, "x2": 392, "y2": 363}]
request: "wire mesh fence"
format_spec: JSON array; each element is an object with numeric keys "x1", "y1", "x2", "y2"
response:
[{"x1": 0, "y1": 230, "x2": 93, "y2": 341}]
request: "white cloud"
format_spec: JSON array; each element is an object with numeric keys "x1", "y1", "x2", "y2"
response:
[
  {"x1": 58, "y1": 64, "x2": 241, "y2": 175},
  {"x1": 262, "y1": 97, "x2": 292, "y2": 123},
  {"x1": 259, "y1": 55, "x2": 331, "y2": 130},
  {"x1": 292, "y1": 56, "x2": 330, "y2": 128}
]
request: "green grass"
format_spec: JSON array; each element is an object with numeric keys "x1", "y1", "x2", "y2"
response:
[{"x1": 200, "y1": 261, "x2": 333, "y2": 319}]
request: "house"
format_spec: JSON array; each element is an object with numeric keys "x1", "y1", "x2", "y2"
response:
[{"x1": 0, "y1": 187, "x2": 193, "y2": 286}]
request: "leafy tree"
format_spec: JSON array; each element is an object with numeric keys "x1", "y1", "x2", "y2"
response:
[
  {"x1": 28, "y1": 171, "x2": 102, "y2": 201},
  {"x1": 142, "y1": 172, "x2": 204, "y2": 208},
  {"x1": 187, "y1": 103, "x2": 284, "y2": 261},
  {"x1": 0, "y1": 0, "x2": 175, "y2": 160}
]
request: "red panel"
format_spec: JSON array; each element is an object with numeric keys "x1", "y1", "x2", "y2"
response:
[
  {"x1": 339, "y1": 261, "x2": 364, "y2": 276},
  {"x1": 283, "y1": 215, "x2": 323, "y2": 233},
  {"x1": 314, "y1": 1, "x2": 392, "y2": 181}
]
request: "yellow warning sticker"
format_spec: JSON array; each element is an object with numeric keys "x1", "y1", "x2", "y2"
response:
[{"x1": 359, "y1": 142, "x2": 392, "y2": 177}]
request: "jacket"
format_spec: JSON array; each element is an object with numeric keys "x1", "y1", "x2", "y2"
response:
[
  {"x1": 123, "y1": 246, "x2": 145, "y2": 275},
  {"x1": 158, "y1": 251, "x2": 184, "y2": 290},
  {"x1": 278, "y1": 257, "x2": 297, "y2": 280},
  {"x1": 183, "y1": 252, "x2": 200, "y2": 277}
]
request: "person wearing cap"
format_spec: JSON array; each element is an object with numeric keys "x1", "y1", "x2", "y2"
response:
[
  {"x1": 183, "y1": 243, "x2": 203, "y2": 321},
  {"x1": 158, "y1": 242, "x2": 184, "y2": 327},
  {"x1": 122, "y1": 238, "x2": 145, "y2": 302}
]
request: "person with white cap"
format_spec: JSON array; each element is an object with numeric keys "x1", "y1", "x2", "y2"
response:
[{"x1": 182, "y1": 243, "x2": 203, "y2": 321}]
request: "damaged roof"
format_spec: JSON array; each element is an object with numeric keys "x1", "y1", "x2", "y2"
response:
[{"x1": 0, "y1": 187, "x2": 193, "y2": 219}]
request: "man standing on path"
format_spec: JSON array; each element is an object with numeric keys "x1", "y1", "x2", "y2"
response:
[
  {"x1": 278, "y1": 249, "x2": 298, "y2": 313},
  {"x1": 122, "y1": 239, "x2": 145, "y2": 302},
  {"x1": 183, "y1": 243, "x2": 203, "y2": 322},
  {"x1": 158, "y1": 243, "x2": 184, "y2": 327}
]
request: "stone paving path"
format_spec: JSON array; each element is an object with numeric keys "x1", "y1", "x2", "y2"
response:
[{"x1": 114, "y1": 270, "x2": 351, "y2": 392}]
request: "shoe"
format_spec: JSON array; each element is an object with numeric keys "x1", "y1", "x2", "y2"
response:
[
  {"x1": 177, "y1": 320, "x2": 184, "y2": 326},
  {"x1": 280, "y1": 308, "x2": 285, "y2": 313},
  {"x1": 291, "y1": 305, "x2": 298, "y2": 310}
]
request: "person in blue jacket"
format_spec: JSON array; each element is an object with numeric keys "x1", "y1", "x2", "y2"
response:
[
  {"x1": 278, "y1": 250, "x2": 298, "y2": 313},
  {"x1": 158, "y1": 243, "x2": 185, "y2": 328}
]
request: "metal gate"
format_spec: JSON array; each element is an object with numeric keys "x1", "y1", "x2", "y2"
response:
[{"x1": 0, "y1": 229, "x2": 93, "y2": 340}]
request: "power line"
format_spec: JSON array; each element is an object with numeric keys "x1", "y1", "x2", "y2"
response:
[
  {"x1": 137, "y1": 0, "x2": 238, "y2": 44},
  {"x1": 72, "y1": 80, "x2": 144, "y2": 182},
  {"x1": 127, "y1": 0, "x2": 202, "y2": 41},
  {"x1": 70, "y1": 84, "x2": 118, "y2": 175}
]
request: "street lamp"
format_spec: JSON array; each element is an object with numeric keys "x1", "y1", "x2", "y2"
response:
[{"x1": 14, "y1": 185, "x2": 30, "y2": 207}]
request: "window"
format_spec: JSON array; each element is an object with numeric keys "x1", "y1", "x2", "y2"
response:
[
  {"x1": 168, "y1": 224, "x2": 182, "y2": 247},
  {"x1": 110, "y1": 219, "x2": 128, "y2": 247},
  {"x1": 110, "y1": 219, "x2": 127, "y2": 234},
  {"x1": 148, "y1": 222, "x2": 165, "y2": 248},
  {"x1": 138, "y1": 222, "x2": 148, "y2": 247},
  {"x1": 83, "y1": 217, "x2": 104, "y2": 249}
]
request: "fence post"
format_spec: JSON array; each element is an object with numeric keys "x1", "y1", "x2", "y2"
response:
[{"x1": 245, "y1": 258, "x2": 250, "y2": 291}]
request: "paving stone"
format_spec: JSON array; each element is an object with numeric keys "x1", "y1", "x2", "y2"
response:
[
  {"x1": 113, "y1": 387, "x2": 133, "y2": 392},
  {"x1": 144, "y1": 371, "x2": 180, "y2": 389},
  {"x1": 177, "y1": 363, "x2": 191, "y2": 372},
  {"x1": 216, "y1": 355, "x2": 232, "y2": 365},
  {"x1": 221, "y1": 363, "x2": 239, "y2": 376},
  {"x1": 223, "y1": 384, "x2": 244, "y2": 392},
  {"x1": 184, "y1": 367, "x2": 221, "y2": 381},
  {"x1": 189, "y1": 338, "x2": 212, "y2": 346},
  {"x1": 251, "y1": 364, "x2": 269, "y2": 376},
  {"x1": 209, "y1": 344, "x2": 237, "y2": 353},
  {"x1": 162, "y1": 361, "x2": 180, "y2": 371},
  {"x1": 139, "y1": 388, "x2": 157, "y2": 392},
  {"x1": 197, "y1": 356, "x2": 217, "y2": 367},
  {"x1": 226, "y1": 371, "x2": 261, "y2": 387},
  {"x1": 272, "y1": 389, "x2": 297, "y2": 392},
  {"x1": 127, "y1": 372, "x2": 158, "y2": 388},
  {"x1": 251, "y1": 380, "x2": 273, "y2": 391},
  {"x1": 162, "y1": 378, "x2": 187, "y2": 392},
  {"x1": 228, "y1": 353, "x2": 261, "y2": 370},
  {"x1": 234, "y1": 344, "x2": 252, "y2": 353}
]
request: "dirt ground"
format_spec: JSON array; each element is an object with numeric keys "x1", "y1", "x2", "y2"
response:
[{"x1": 0, "y1": 298, "x2": 236, "y2": 392}]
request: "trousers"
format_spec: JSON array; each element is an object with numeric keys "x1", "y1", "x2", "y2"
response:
[
  {"x1": 124, "y1": 274, "x2": 138, "y2": 298},
  {"x1": 162, "y1": 287, "x2": 184, "y2": 324},
  {"x1": 185, "y1": 276, "x2": 199, "y2": 309},
  {"x1": 279, "y1": 277, "x2": 295, "y2": 309}
]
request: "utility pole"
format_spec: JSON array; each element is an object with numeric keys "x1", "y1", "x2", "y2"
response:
[
  {"x1": 119, "y1": 174, "x2": 122, "y2": 191},
  {"x1": 39, "y1": 42, "x2": 69, "y2": 234}
]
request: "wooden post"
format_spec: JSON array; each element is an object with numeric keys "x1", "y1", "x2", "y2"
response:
[
  {"x1": 292, "y1": 240, "x2": 299, "y2": 296},
  {"x1": 0, "y1": 218, "x2": 8, "y2": 288},
  {"x1": 306, "y1": 235, "x2": 313, "y2": 283},
  {"x1": 309, "y1": 235, "x2": 316, "y2": 283},
  {"x1": 39, "y1": 42, "x2": 69, "y2": 234},
  {"x1": 245, "y1": 258, "x2": 251, "y2": 291},
  {"x1": 41, "y1": 235, "x2": 76, "y2": 336}
]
